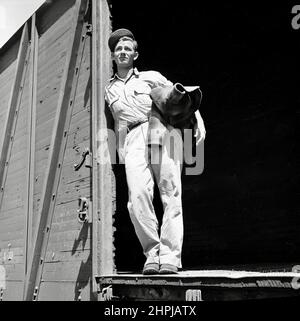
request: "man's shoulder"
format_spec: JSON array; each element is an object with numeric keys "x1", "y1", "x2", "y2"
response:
[
  {"x1": 105, "y1": 77, "x2": 117, "y2": 91},
  {"x1": 137, "y1": 70, "x2": 171, "y2": 87},
  {"x1": 138, "y1": 70, "x2": 164, "y2": 79}
]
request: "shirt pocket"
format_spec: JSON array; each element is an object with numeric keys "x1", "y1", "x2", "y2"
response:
[
  {"x1": 133, "y1": 82, "x2": 151, "y2": 96},
  {"x1": 131, "y1": 83, "x2": 152, "y2": 108}
]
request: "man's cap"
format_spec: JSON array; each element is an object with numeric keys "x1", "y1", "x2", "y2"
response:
[{"x1": 108, "y1": 28, "x2": 135, "y2": 52}]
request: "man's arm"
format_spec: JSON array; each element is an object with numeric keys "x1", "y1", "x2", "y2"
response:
[{"x1": 194, "y1": 110, "x2": 206, "y2": 145}]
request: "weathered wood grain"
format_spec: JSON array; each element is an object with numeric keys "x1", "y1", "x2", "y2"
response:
[
  {"x1": 24, "y1": 0, "x2": 90, "y2": 301},
  {"x1": 0, "y1": 281, "x2": 23, "y2": 301},
  {"x1": 38, "y1": 280, "x2": 91, "y2": 301}
]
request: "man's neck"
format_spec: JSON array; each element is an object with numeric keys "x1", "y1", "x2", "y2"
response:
[{"x1": 117, "y1": 67, "x2": 134, "y2": 80}]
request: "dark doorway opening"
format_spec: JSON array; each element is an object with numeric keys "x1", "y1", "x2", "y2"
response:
[{"x1": 111, "y1": 1, "x2": 300, "y2": 271}]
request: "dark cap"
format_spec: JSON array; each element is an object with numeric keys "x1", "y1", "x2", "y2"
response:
[{"x1": 108, "y1": 28, "x2": 135, "y2": 52}]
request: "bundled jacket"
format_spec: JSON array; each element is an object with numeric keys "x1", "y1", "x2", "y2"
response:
[{"x1": 147, "y1": 83, "x2": 203, "y2": 146}]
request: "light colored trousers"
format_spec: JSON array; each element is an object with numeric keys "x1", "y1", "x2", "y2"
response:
[{"x1": 124, "y1": 121, "x2": 183, "y2": 268}]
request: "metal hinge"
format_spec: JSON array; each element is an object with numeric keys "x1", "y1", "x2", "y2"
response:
[
  {"x1": 0, "y1": 288, "x2": 4, "y2": 301},
  {"x1": 77, "y1": 197, "x2": 89, "y2": 223}
]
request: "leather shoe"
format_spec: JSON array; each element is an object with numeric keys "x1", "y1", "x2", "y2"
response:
[
  {"x1": 159, "y1": 264, "x2": 178, "y2": 274},
  {"x1": 143, "y1": 263, "x2": 159, "y2": 275}
]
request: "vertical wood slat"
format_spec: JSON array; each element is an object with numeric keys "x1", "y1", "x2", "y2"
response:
[
  {"x1": 0, "y1": 24, "x2": 29, "y2": 205},
  {"x1": 91, "y1": 0, "x2": 99, "y2": 298},
  {"x1": 24, "y1": 0, "x2": 88, "y2": 301},
  {"x1": 92, "y1": 0, "x2": 113, "y2": 298},
  {"x1": 23, "y1": 13, "x2": 39, "y2": 299}
]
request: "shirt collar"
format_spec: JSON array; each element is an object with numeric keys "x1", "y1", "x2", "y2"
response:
[{"x1": 109, "y1": 67, "x2": 140, "y2": 83}]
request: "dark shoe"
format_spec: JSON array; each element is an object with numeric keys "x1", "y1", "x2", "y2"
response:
[
  {"x1": 143, "y1": 263, "x2": 159, "y2": 275},
  {"x1": 159, "y1": 264, "x2": 178, "y2": 274}
]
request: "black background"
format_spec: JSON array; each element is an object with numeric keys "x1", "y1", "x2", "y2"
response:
[{"x1": 111, "y1": 1, "x2": 300, "y2": 270}]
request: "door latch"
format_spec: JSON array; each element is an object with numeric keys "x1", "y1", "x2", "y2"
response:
[
  {"x1": 74, "y1": 148, "x2": 92, "y2": 171},
  {"x1": 77, "y1": 197, "x2": 89, "y2": 223},
  {"x1": 86, "y1": 24, "x2": 93, "y2": 36}
]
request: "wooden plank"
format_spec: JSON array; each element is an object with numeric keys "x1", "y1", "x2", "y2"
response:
[
  {"x1": 2, "y1": 135, "x2": 28, "y2": 163},
  {"x1": 1, "y1": 281, "x2": 23, "y2": 301},
  {"x1": 0, "y1": 78, "x2": 16, "y2": 106},
  {"x1": 0, "y1": 247, "x2": 24, "y2": 256},
  {"x1": 49, "y1": 218, "x2": 87, "y2": 235},
  {"x1": 2, "y1": 150, "x2": 27, "y2": 174},
  {"x1": 35, "y1": 111, "x2": 89, "y2": 151},
  {"x1": 0, "y1": 23, "x2": 28, "y2": 182},
  {"x1": 56, "y1": 180, "x2": 91, "y2": 204},
  {"x1": 38, "y1": 280, "x2": 90, "y2": 301},
  {"x1": 41, "y1": 260, "x2": 92, "y2": 281},
  {"x1": 0, "y1": 24, "x2": 29, "y2": 196},
  {"x1": 35, "y1": 115, "x2": 57, "y2": 141},
  {"x1": 0, "y1": 172, "x2": 25, "y2": 194},
  {"x1": 44, "y1": 239, "x2": 91, "y2": 253},
  {"x1": 0, "y1": 215, "x2": 24, "y2": 233},
  {"x1": 91, "y1": 0, "x2": 113, "y2": 299},
  {"x1": 2, "y1": 264, "x2": 25, "y2": 281},
  {"x1": 0, "y1": 62, "x2": 17, "y2": 116},
  {"x1": 38, "y1": 34, "x2": 70, "y2": 71},
  {"x1": 9, "y1": 146, "x2": 29, "y2": 164},
  {"x1": 24, "y1": 0, "x2": 89, "y2": 301},
  {"x1": 0, "y1": 166, "x2": 27, "y2": 190},
  {"x1": 23, "y1": 14, "x2": 39, "y2": 296},
  {"x1": 0, "y1": 205, "x2": 23, "y2": 220},
  {"x1": 39, "y1": 26, "x2": 71, "y2": 53},
  {"x1": 0, "y1": 229, "x2": 25, "y2": 244},
  {"x1": 0, "y1": 60, "x2": 16, "y2": 90},
  {"x1": 38, "y1": 6, "x2": 74, "y2": 50},
  {"x1": 34, "y1": 36, "x2": 90, "y2": 124},
  {"x1": 0, "y1": 237, "x2": 25, "y2": 249},
  {"x1": 1, "y1": 255, "x2": 24, "y2": 266},
  {"x1": 43, "y1": 228, "x2": 92, "y2": 244},
  {"x1": 44, "y1": 248, "x2": 90, "y2": 264},
  {"x1": 34, "y1": 161, "x2": 90, "y2": 194}
]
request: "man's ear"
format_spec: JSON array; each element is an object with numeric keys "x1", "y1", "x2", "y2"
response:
[
  {"x1": 133, "y1": 51, "x2": 139, "y2": 61},
  {"x1": 111, "y1": 52, "x2": 115, "y2": 61}
]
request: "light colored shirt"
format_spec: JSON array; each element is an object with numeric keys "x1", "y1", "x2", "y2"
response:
[
  {"x1": 105, "y1": 68, "x2": 172, "y2": 132},
  {"x1": 104, "y1": 68, "x2": 172, "y2": 161}
]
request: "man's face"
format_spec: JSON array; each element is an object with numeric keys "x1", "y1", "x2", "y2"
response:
[{"x1": 112, "y1": 39, "x2": 138, "y2": 68}]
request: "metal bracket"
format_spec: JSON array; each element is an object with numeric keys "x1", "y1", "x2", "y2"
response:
[
  {"x1": 86, "y1": 24, "x2": 93, "y2": 36},
  {"x1": 100, "y1": 285, "x2": 119, "y2": 301},
  {"x1": 82, "y1": 24, "x2": 93, "y2": 41},
  {"x1": 33, "y1": 286, "x2": 39, "y2": 301},
  {"x1": 74, "y1": 148, "x2": 92, "y2": 171},
  {"x1": 77, "y1": 197, "x2": 89, "y2": 223},
  {"x1": 185, "y1": 289, "x2": 203, "y2": 301}
]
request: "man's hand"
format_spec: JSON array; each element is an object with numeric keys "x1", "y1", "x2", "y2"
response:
[{"x1": 194, "y1": 110, "x2": 206, "y2": 145}]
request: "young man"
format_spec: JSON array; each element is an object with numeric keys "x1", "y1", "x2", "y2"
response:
[{"x1": 105, "y1": 28, "x2": 205, "y2": 274}]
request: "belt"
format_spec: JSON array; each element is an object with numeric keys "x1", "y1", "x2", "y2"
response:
[{"x1": 127, "y1": 119, "x2": 148, "y2": 133}]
